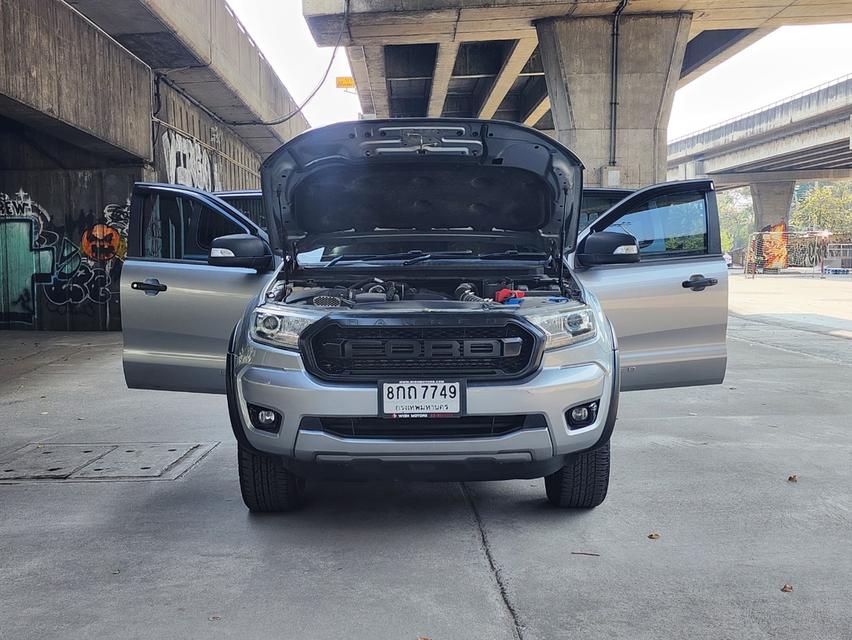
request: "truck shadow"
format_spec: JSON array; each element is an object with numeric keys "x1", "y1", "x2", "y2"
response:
[{"x1": 245, "y1": 479, "x2": 591, "y2": 533}]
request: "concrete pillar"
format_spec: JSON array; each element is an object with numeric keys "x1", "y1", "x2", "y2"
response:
[
  {"x1": 535, "y1": 13, "x2": 692, "y2": 188},
  {"x1": 750, "y1": 181, "x2": 795, "y2": 230}
]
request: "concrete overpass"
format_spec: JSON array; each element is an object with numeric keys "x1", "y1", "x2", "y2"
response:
[
  {"x1": 303, "y1": 0, "x2": 852, "y2": 189},
  {"x1": 668, "y1": 73, "x2": 852, "y2": 229},
  {"x1": 1, "y1": 0, "x2": 307, "y2": 330},
  {"x1": 68, "y1": 0, "x2": 307, "y2": 158}
]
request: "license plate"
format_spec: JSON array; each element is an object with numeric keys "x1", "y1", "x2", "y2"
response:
[{"x1": 380, "y1": 380, "x2": 463, "y2": 418}]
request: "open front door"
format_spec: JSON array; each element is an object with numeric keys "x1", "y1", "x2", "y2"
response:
[
  {"x1": 122, "y1": 184, "x2": 276, "y2": 394},
  {"x1": 572, "y1": 180, "x2": 728, "y2": 391}
]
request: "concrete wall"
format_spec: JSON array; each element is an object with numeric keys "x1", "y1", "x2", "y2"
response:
[
  {"x1": 0, "y1": 162, "x2": 144, "y2": 331},
  {"x1": 0, "y1": 114, "x2": 147, "y2": 330},
  {"x1": 0, "y1": 0, "x2": 152, "y2": 161},
  {"x1": 70, "y1": 0, "x2": 309, "y2": 155}
]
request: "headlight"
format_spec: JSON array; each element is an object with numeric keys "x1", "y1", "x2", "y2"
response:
[
  {"x1": 250, "y1": 306, "x2": 326, "y2": 350},
  {"x1": 525, "y1": 306, "x2": 596, "y2": 350}
]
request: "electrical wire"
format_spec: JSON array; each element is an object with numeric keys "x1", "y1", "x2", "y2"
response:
[{"x1": 225, "y1": 0, "x2": 350, "y2": 127}]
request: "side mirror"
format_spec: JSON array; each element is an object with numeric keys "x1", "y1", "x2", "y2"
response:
[
  {"x1": 208, "y1": 234, "x2": 273, "y2": 272},
  {"x1": 577, "y1": 231, "x2": 640, "y2": 266}
]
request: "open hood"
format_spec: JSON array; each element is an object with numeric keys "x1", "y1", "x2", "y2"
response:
[{"x1": 260, "y1": 119, "x2": 583, "y2": 256}]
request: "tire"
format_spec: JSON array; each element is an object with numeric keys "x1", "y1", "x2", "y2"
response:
[
  {"x1": 238, "y1": 444, "x2": 306, "y2": 513},
  {"x1": 544, "y1": 442, "x2": 610, "y2": 508}
]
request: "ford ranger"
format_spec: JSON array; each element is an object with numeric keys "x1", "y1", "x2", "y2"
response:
[{"x1": 121, "y1": 119, "x2": 727, "y2": 512}]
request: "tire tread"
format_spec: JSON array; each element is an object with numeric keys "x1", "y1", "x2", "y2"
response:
[
  {"x1": 545, "y1": 442, "x2": 610, "y2": 508},
  {"x1": 238, "y1": 445, "x2": 304, "y2": 512}
]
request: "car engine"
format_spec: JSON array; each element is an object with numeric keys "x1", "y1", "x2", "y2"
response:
[{"x1": 268, "y1": 276, "x2": 573, "y2": 309}]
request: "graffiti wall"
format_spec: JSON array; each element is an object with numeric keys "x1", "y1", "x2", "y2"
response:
[
  {"x1": 0, "y1": 80, "x2": 266, "y2": 331},
  {"x1": 0, "y1": 169, "x2": 140, "y2": 330}
]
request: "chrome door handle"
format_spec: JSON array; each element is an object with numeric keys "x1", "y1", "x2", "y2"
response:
[
  {"x1": 131, "y1": 279, "x2": 167, "y2": 295},
  {"x1": 682, "y1": 275, "x2": 718, "y2": 292}
]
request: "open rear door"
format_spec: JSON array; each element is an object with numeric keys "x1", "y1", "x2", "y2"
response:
[
  {"x1": 121, "y1": 183, "x2": 276, "y2": 394},
  {"x1": 572, "y1": 180, "x2": 728, "y2": 391}
]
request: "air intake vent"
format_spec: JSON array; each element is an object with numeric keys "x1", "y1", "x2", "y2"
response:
[{"x1": 301, "y1": 414, "x2": 545, "y2": 439}]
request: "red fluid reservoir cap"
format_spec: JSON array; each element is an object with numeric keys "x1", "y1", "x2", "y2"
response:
[{"x1": 494, "y1": 288, "x2": 525, "y2": 303}]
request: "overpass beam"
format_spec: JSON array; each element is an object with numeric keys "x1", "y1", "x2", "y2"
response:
[
  {"x1": 427, "y1": 43, "x2": 460, "y2": 117},
  {"x1": 478, "y1": 39, "x2": 538, "y2": 119},
  {"x1": 750, "y1": 181, "x2": 795, "y2": 231},
  {"x1": 536, "y1": 13, "x2": 691, "y2": 187}
]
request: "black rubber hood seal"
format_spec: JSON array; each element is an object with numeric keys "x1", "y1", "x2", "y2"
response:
[{"x1": 260, "y1": 119, "x2": 583, "y2": 255}]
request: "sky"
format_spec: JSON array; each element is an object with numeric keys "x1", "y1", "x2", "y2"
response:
[{"x1": 225, "y1": 1, "x2": 852, "y2": 140}]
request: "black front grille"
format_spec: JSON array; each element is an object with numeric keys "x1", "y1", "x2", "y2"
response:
[
  {"x1": 301, "y1": 415, "x2": 544, "y2": 439},
  {"x1": 301, "y1": 315, "x2": 541, "y2": 382}
]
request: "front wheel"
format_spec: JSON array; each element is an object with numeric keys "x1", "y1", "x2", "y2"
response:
[
  {"x1": 544, "y1": 442, "x2": 610, "y2": 508},
  {"x1": 238, "y1": 444, "x2": 305, "y2": 512}
]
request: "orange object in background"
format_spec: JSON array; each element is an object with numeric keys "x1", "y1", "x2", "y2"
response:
[{"x1": 761, "y1": 222, "x2": 788, "y2": 270}]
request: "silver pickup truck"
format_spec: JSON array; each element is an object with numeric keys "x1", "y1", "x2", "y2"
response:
[{"x1": 120, "y1": 119, "x2": 727, "y2": 512}]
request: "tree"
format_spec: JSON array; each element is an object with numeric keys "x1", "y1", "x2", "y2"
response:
[
  {"x1": 717, "y1": 188, "x2": 753, "y2": 251},
  {"x1": 790, "y1": 182, "x2": 852, "y2": 232}
]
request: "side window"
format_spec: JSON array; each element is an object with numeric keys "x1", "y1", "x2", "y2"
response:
[
  {"x1": 603, "y1": 191, "x2": 708, "y2": 258},
  {"x1": 579, "y1": 195, "x2": 626, "y2": 232},
  {"x1": 141, "y1": 194, "x2": 244, "y2": 261},
  {"x1": 221, "y1": 196, "x2": 267, "y2": 231}
]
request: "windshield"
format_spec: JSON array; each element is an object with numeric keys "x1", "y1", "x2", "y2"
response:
[{"x1": 296, "y1": 233, "x2": 547, "y2": 265}]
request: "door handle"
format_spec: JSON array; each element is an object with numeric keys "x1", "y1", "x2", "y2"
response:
[
  {"x1": 682, "y1": 275, "x2": 718, "y2": 292},
  {"x1": 131, "y1": 279, "x2": 167, "y2": 295}
]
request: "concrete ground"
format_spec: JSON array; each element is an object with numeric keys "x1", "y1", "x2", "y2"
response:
[
  {"x1": 729, "y1": 270, "x2": 852, "y2": 337},
  {"x1": 1, "y1": 279, "x2": 851, "y2": 640}
]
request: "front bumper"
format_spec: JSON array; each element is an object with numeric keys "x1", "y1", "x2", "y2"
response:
[{"x1": 227, "y1": 328, "x2": 617, "y2": 481}]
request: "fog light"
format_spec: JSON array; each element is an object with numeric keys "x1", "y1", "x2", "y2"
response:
[
  {"x1": 247, "y1": 404, "x2": 282, "y2": 434},
  {"x1": 571, "y1": 406, "x2": 590, "y2": 422},
  {"x1": 566, "y1": 401, "x2": 599, "y2": 429}
]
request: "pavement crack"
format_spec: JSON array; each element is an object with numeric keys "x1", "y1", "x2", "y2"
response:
[{"x1": 461, "y1": 482, "x2": 525, "y2": 640}]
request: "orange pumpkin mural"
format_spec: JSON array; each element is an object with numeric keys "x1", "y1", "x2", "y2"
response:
[{"x1": 81, "y1": 224, "x2": 122, "y2": 262}]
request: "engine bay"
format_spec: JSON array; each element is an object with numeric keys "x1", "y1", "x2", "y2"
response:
[{"x1": 268, "y1": 275, "x2": 578, "y2": 309}]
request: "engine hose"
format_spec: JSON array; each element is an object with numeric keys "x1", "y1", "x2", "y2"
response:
[{"x1": 455, "y1": 283, "x2": 485, "y2": 302}]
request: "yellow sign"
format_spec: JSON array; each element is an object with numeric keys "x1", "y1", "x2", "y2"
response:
[{"x1": 335, "y1": 76, "x2": 356, "y2": 89}]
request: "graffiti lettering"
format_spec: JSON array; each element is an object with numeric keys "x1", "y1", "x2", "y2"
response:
[{"x1": 161, "y1": 130, "x2": 217, "y2": 191}]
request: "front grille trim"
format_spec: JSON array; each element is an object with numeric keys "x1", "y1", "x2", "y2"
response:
[
  {"x1": 301, "y1": 414, "x2": 546, "y2": 440},
  {"x1": 299, "y1": 313, "x2": 544, "y2": 383}
]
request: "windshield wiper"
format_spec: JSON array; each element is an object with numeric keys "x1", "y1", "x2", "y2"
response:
[
  {"x1": 402, "y1": 250, "x2": 474, "y2": 265},
  {"x1": 324, "y1": 250, "x2": 427, "y2": 266},
  {"x1": 476, "y1": 250, "x2": 549, "y2": 260},
  {"x1": 323, "y1": 248, "x2": 544, "y2": 266}
]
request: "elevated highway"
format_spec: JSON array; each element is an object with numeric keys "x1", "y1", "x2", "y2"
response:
[
  {"x1": 668, "y1": 74, "x2": 852, "y2": 228},
  {"x1": 304, "y1": 0, "x2": 852, "y2": 188}
]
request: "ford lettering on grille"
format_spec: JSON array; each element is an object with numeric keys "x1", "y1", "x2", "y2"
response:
[
  {"x1": 302, "y1": 318, "x2": 541, "y2": 382},
  {"x1": 324, "y1": 337, "x2": 524, "y2": 360}
]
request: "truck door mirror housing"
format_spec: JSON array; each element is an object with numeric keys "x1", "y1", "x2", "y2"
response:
[
  {"x1": 577, "y1": 231, "x2": 641, "y2": 266},
  {"x1": 208, "y1": 234, "x2": 273, "y2": 272}
]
